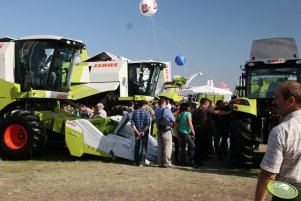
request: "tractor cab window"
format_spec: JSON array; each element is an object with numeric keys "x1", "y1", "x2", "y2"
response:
[
  {"x1": 248, "y1": 67, "x2": 301, "y2": 98},
  {"x1": 16, "y1": 40, "x2": 77, "y2": 92},
  {"x1": 128, "y1": 63, "x2": 163, "y2": 96},
  {"x1": 16, "y1": 41, "x2": 55, "y2": 89},
  {"x1": 47, "y1": 48, "x2": 75, "y2": 91}
]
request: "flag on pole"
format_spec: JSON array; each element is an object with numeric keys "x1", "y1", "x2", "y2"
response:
[
  {"x1": 162, "y1": 62, "x2": 171, "y2": 82},
  {"x1": 207, "y1": 79, "x2": 214, "y2": 87},
  {"x1": 220, "y1": 80, "x2": 228, "y2": 89}
]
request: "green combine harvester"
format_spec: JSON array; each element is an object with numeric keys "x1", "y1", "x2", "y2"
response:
[
  {"x1": 156, "y1": 72, "x2": 203, "y2": 103},
  {"x1": 0, "y1": 35, "x2": 87, "y2": 159},
  {"x1": 0, "y1": 35, "x2": 160, "y2": 161},
  {"x1": 70, "y1": 51, "x2": 166, "y2": 115}
]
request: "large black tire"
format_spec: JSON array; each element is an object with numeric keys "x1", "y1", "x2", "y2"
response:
[
  {"x1": 230, "y1": 115, "x2": 253, "y2": 166},
  {"x1": 0, "y1": 110, "x2": 47, "y2": 159}
]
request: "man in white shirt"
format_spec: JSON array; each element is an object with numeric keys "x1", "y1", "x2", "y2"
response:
[{"x1": 255, "y1": 81, "x2": 301, "y2": 201}]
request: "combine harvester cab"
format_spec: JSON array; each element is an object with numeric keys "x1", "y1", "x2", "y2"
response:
[
  {"x1": 70, "y1": 51, "x2": 166, "y2": 114},
  {"x1": 230, "y1": 38, "x2": 301, "y2": 166}
]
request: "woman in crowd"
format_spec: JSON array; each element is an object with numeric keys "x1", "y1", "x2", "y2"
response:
[{"x1": 177, "y1": 103, "x2": 195, "y2": 166}]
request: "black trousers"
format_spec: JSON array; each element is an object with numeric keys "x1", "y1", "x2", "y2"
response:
[
  {"x1": 134, "y1": 134, "x2": 149, "y2": 165},
  {"x1": 172, "y1": 136, "x2": 180, "y2": 163},
  {"x1": 194, "y1": 127, "x2": 209, "y2": 164}
]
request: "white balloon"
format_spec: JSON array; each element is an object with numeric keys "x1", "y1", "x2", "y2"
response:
[{"x1": 139, "y1": 0, "x2": 158, "y2": 17}]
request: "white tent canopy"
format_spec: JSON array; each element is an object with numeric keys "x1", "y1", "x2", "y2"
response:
[
  {"x1": 178, "y1": 85, "x2": 233, "y2": 102},
  {"x1": 178, "y1": 85, "x2": 233, "y2": 96}
]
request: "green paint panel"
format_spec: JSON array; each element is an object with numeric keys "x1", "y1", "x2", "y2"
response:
[
  {"x1": 83, "y1": 144, "x2": 112, "y2": 158},
  {"x1": 65, "y1": 123, "x2": 84, "y2": 157},
  {"x1": 88, "y1": 117, "x2": 118, "y2": 135},
  {"x1": 118, "y1": 95, "x2": 152, "y2": 101},
  {"x1": 156, "y1": 92, "x2": 183, "y2": 102},
  {"x1": 233, "y1": 98, "x2": 257, "y2": 116},
  {"x1": 69, "y1": 85, "x2": 102, "y2": 100},
  {"x1": 71, "y1": 63, "x2": 87, "y2": 83},
  {"x1": 0, "y1": 79, "x2": 20, "y2": 110}
]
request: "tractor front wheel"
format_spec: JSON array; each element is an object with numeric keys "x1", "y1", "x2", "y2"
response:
[
  {"x1": 0, "y1": 110, "x2": 47, "y2": 159},
  {"x1": 230, "y1": 114, "x2": 253, "y2": 166}
]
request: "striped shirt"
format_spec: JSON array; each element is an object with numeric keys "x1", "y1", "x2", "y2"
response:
[{"x1": 260, "y1": 110, "x2": 301, "y2": 189}]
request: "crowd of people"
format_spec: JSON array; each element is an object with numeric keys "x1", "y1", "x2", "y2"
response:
[
  {"x1": 60, "y1": 102, "x2": 107, "y2": 118},
  {"x1": 171, "y1": 98, "x2": 231, "y2": 168},
  {"x1": 58, "y1": 81, "x2": 301, "y2": 200},
  {"x1": 130, "y1": 81, "x2": 301, "y2": 200},
  {"x1": 60, "y1": 97, "x2": 232, "y2": 169},
  {"x1": 59, "y1": 81, "x2": 301, "y2": 200},
  {"x1": 130, "y1": 97, "x2": 232, "y2": 168}
]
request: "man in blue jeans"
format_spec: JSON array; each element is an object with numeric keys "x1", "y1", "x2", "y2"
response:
[{"x1": 131, "y1": 101, "x2": 150, "y2": 167}]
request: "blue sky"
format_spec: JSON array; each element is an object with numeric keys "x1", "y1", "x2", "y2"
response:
[{"x1": 1, "y1": 0, "x2": 301, "y2": 91}]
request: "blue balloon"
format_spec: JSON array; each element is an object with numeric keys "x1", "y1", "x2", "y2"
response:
[{"x1": 175, "y1": 55, "x2": 185, "y2": 66}]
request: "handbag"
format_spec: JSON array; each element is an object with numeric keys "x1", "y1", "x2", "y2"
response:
[{"x1": 158, "y1": 109, "x2": 171, "y2": 132}]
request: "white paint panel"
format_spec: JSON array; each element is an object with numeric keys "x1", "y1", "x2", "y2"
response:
[
  {"x1": 45, "y1": 91, "x2": 69, "y2": 99},
  {"x1": 0, "y1": 42, "x2": 15, "y2": 82},
  {"x1": 81, "y1": 82, "x2": 119, "y2": 92}
]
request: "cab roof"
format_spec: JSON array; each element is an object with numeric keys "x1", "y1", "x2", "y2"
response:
[{"x1": 18, "y1": 35, "x2": 83, "y2": 43}]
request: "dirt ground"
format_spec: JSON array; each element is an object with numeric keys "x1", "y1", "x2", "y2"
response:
[{"x1": 0, "y1": 144, "x2": 271, "y2": 201}]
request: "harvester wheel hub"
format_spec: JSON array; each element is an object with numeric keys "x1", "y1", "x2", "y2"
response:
[{"x1": 4, "y1": 124, "x2": 28, "y2": 150}]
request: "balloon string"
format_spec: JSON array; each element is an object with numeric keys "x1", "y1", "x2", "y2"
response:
[
  {"x1": 152, "y1": 21, "x2": 206, "y2": 75},
  {"x1": 184, "y1": 66, "x2": 192, "y2": 74},
  {"x1": 150, "y1": 17, "x2": 162, "y2": 61}
]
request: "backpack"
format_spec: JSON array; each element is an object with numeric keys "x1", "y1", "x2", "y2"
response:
[{"x1": 158, "y1": 109, "x2": 171, "y2": 132}]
